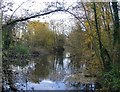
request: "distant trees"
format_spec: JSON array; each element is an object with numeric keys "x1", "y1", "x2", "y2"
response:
[
  {"x1": 24, "y1": 21, "x2": 65, "y2": 53},
  {"x1": 25, "y1": 21, "x2": 55, "y2": 51}
]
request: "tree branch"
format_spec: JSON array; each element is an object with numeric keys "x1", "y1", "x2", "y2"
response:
[
  {"x1": 2, "y1": 9, "x2": 65, "y2": 28},
  {"x1": 65, "y1": 10, "x2": 87, "y2": 31},
  {"x1": 9, "y1": 0, "x2": 29, "y2": 21}
]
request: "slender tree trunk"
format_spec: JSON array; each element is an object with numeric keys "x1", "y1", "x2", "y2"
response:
[
  {"x1": 101, "y1": 4, "x2": 113, "y2": 59},
  {"x1": 93, "y1": 3, "x2": 111, "y2": 71},
  {"x1": 3, "y1": 26, "x2": 12, "y2": 50},
  {"x1": 81, "y1": 3, "x2": 103, "y2": 68},
  {"x1": 112, "y1": 1, "x2": 120, "y2": 64}
]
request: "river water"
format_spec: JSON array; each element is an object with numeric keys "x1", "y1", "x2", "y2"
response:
[{"x1": 3, "y1": 52, "x2": 97, "y2": 91}]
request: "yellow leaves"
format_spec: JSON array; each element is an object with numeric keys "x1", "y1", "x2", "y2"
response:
[
  {"x1": 85, "y1": 21, "x2": 89, "y2": 28},
  {"x1": 26, "y1": 20, "x2": 57, "y2": 51},
  {"x1": 85, "y1": 38, "x2": 91, "y2": 45},
  {"x1": 84, "y1": 31, "x2": 93, "y2": 46},
  {"x1": 27, "y1": 21, "x2": 49, "y2": 33},
  {"x1": 27, "y1": 21, "x2": 49, "y2": 39}
]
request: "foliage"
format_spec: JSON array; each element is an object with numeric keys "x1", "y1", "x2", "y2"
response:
[
  {"x1": 100, "y1": 64, "x2": 120, "y2": 90},
  {"x1": 66, "y1": 24, "x2": 85, "y2": 53},
  {"x1": 13, "y1": 44, "x2": 29, "y2": 55},
  {"x1": 25, "y1": 21, "x2": 65, "y2": 53},
  {"x1": 66, "y1": 22, "x2": 101, "y2": 74},
  {"x1": 26, "y1": 21, "x2": 54, "y2": 51},
  {"x1": 55, "y1": 34, "x2": 65, "y2": 49}
]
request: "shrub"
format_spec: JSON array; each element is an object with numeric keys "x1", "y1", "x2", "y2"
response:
[
  {"x1": 14, "y1": 44, "x2": 29, "y2": 55},
  {"x1": 100, "y1": 64, "x2": 120, "y2": 91}
]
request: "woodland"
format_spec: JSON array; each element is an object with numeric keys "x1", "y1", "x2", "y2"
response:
[{"x1": 1, "y1": 0, "x2": 120, "y2": 91}]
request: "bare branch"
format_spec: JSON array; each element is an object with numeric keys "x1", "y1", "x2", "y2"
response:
[
  {"x1": 9, "y1": 0, "x2": 30, "y2": 21},
  {"x1": 65, "y1": 10, "x2": 87, "y2": 31},
  {"x1": 2, "y1": 8, "x2": 66, "y2": 28}
]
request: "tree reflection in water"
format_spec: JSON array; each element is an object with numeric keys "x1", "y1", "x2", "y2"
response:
[{"x1": 29, "y1": 56, "x2": 50, "y2": 83}]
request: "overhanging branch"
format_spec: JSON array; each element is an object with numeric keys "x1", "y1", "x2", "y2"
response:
[{"x1": 2, "y1": 9, "x2": 65, "y2": 28}]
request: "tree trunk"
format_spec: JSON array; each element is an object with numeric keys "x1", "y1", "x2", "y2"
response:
[
  {"x1": 2, "y1": 26, "x2": 12, "y2": 50},
  {"x1": 93, "y1": 3, "x2": 111, "y2": 71},
  {"x1": 112, "y1": 1, "x2": 120, "y2": 64}
]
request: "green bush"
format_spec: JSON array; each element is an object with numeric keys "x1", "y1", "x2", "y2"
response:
[
  {"x1": 100, "y1": 64, "x2": 120, "y2": 90},
  {"x1": 14, "y1": 44, "x2": 29, "y2": 55}
]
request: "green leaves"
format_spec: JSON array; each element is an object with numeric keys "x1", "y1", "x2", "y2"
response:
[
  {"x1": 14, "y1": 44, "x2": 29, "y2": 55},
  {"x1": 101, "y1": 65, "x2": 120, "y2": 89}
]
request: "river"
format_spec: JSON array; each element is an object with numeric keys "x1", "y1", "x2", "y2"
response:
[{"x1": 2, "y1": 52, "x2": 98, "y2": 91}]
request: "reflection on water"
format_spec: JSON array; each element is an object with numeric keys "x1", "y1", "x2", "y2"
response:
[
  {"x1": 16, "y1": 80, "x2": 67, "y2": 90},
  {"x1": 3, "y1": 52, "x2": 97, "y2": 91}
]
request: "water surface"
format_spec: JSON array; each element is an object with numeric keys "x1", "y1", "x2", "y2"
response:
[{"x1": 3, "y1": 52, "x2": 96, "y2": 91}]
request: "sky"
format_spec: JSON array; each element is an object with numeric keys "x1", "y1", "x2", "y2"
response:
[
  {"x1": 6, "y1": 0, "x2": 76, "y2": 19},
  {"x1": 3, "y1": 0, "x2": 120, "y2": 21},
  {"x1": 3, "y1": 0, "x2": 120, "y2": 34},
  {"x1": 5, "y1": 0, "x2": 76, "y2": 34}
]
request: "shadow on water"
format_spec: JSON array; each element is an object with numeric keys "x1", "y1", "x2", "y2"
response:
[{"x1": 2, "y1": 52, "x2": 102, "y2": 91}]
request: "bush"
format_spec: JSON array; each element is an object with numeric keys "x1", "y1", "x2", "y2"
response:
[
  {"x1": 14, "y1": 44, "x2": 29, "y2": 55},
  {"x1": 100, "y1": 64, "x2": 120, "y2": 90}
]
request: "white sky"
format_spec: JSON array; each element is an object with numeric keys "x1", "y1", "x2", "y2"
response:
[
  {"x1": 6, "y1": 0, "x2": 76, "y2": 18},
  {"x1": 3, "y1": 0, "x2": 120, "y2": 20},
  {"x1": 6, "y1": 0, "x2": 76, "y2": 33},
  {"x1": 3, "y1": 0, "x2": 120, "y2": 33}
]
